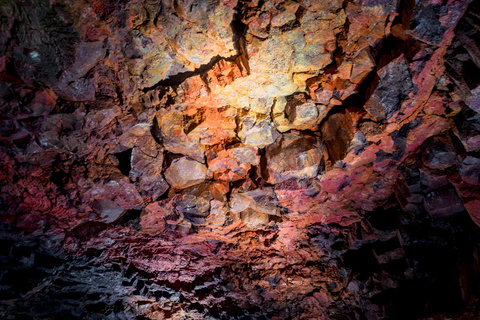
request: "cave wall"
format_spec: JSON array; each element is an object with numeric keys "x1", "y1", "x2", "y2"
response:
[{"x1": 1, "y1": 0, "x2": 480, "y2": 319}]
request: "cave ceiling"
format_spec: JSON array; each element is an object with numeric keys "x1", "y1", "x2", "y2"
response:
[{"x1": 1, "y1": 0, "x2": 480, "y2": 319}]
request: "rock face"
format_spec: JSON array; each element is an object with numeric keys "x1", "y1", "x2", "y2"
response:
[
  {"x1": 364, "y1": 55, "x2": 414, "y2": 122},
  {"x1": 2, "y1": 0, "x2": 480, "y2": 319},
  {"x1": 208, "y1": 146, "x2": 259, "y2": 181},
  {"x1": 266, "y1": 132, "x2": 325, "y2": 183},
  {"x1": 164, "y1": 157, "x2": 208, "y2": 189}
]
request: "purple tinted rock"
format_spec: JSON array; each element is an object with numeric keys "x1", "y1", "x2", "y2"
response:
[{"x1": 423, "y1": 184, "x2": 466, "y2": 218}]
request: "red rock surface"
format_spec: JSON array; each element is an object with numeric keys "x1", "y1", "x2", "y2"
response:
[{"x1": 1, "y1": 0, "x2": 480, "y2": 319}]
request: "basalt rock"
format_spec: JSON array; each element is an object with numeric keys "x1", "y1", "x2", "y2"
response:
[
  {"x1": 364, "y1": 55, "x2": 414, "y2": 122},
  {"x1": 266, "y1": 132, "x2": 325, "y2": 184},
  {"x1": 2, "y1": 0, "x2": 480, "y2": 319},
  {"x1": 164, "y1": 157, "x2": 208, "y2": 190},
  {"x1": 208, "y1": 146, "x2": 259, "y2": 182}
]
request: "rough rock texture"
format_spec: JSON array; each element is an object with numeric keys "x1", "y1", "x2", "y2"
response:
[{"x1": 2, "y1": 0, "x2": 480, "y2": 319}]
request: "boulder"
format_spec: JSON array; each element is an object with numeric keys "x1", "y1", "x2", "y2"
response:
[
  {"x1": 53, "y1": 41, "x2": 106, "y2": 101},
  {"x1": 459, "y1": 156, "x2": 480, "y2": 185},
  {"x1": 423, "y1": 136, "x2": 457, "y2": 170},
  {"x1": 164, "y1": 157, "x2": 208, "y2": 189},
  {"x1": 274, "y1": 93, "x2": 329, "y2": 132},
  {"x1": 205, "y1": 200, "x2": 229, "y2": 227},
  {"x1": 140, "y1": 202, "x2": 168, "y2": 235},
  {"x1": 231, "y1": 188, "x2": 281, "y2": 217},
  {"x1": 92, "y1": 199, "x2": 126, "y2": 224}
]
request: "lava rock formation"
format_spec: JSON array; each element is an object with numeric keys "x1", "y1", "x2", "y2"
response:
[{"x1": 1, "y1": 0, "x2": 480, "y2": 319}]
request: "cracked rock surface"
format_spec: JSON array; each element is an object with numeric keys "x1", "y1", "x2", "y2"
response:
[{"x1": 2, "y1": 0, "x2": 480, "y2": 319}]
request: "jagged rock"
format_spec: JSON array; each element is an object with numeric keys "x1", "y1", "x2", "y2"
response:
[
  {"x1": 274, "y1": 178, "x2": 325, "y2": 214},
  {"x1": 140, "y1": 202, "x2": 168, "y2": 235},
  {"x1": 2, "y1": 0, "x2": 480, "y2": 319},
  {"x1": 173, "y1": 183, "x2": 213, "y2": 225},
  {"x1": 266, "y1": 132, "x2": 324, "y2": 183},
  {"x1": 208, "y1": 146, "x2": 259, "y2": 182},
  {"x1": 164, "y1": 157, "x2": 208, "y2": 189},
  {"x1": 231, "y1": 188, "x2": 281, "y2": 217},
  {"x1": 364, "y1": 55, "x2": 413, "y2": 122},
  {"x1": 35, "y1": 114, "x2": 83, "y2": 150},
  {"x1": 321, "y1": 112, "x2": 354, "y2": 165},
  {"x1": 409, "y1": 0, "x2": 448, "y2": 44},
  {"x1": 459, "y1": 156, "x2": 480, "y2": 185},
  {"x1": 454, "y1": 106, "x2": 480, "y2": 153},
  {"x1": 117, "y1": 126, "x2": 170, "y2": 199},
  {"x1": 125, "y1": 0, "x2": 237, "y2": 87},
  {"x1": 83, "y1": 179, "x2": 144, "y2": 211},
  {"x1": 186, "y1": 107, "x2": 238, "y2": 147},
  {"x1": 420, "y1": 170, "x2": 450, "y2": 194},
  {"x1": 238, "y1": 115, "x2": 279, "y2": 149},
  {"x1": 423, "y1": 136, "x2": 457, "y2": 170},
  {"x1": 350, "y1": 49, "x2": 376, "y2": 84},
  {"x1": 27, "y1": 89, "x2": 57, "y2": 117},
  {"x1": 348, "y1": 131, "x2": 368, "y2": 154},
  {"x1": 249, "y1": 97, "x2": 274, "y2": 115},
  {"x1": 423, "y1": 184, "x2": 466, "y2": 218},
  {"x1": 405, "y1": 116, "x2": 450, "y2": 152},
  {"x1": 274, "y1": 93, "x2": 329, "y2": 132},
  {"x1": 72, "y1": 220, "x2": 108, "y2": 241},
  {"x1": 92, "y1": 199, "x2": 126, "y2": 223},
  {"x1": 270, "y1": 2, "x2": 299, "y2": 27},
  {"x1": 154, "y1": 109, "x2": 204, "y2": 162},
  {"x1": 53, "y1": 41, "x2": 106, "y2": 101},
  {"x1": 205, "y1": 199, "x2": 229, "y2": 227},
  {"x1": 467, "y1": 86, "x2": 480, "y2": 114},
  {"x1": 231, "y1": 187, "x2": 280, "y2": 229},
  {"x1": 130, "y1": 145, "x2": 169, "y2": 200},
  {"x1": 344, "y1": 0, "x2": 399, "y2": 54}
]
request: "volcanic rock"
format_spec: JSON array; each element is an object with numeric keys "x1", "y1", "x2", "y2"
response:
[
  {"x1": 266, "y1": 132, "x2": 325, "y2": 184},
  {"x1": 154, "y1": 109, "x2": 204, "y2": 162},
  {"x1": 130, "y1": 145, "x2": 168, "y2": 200},
  {"x1": 364, "y1": 55, "x2": 413, "y2": 122},
  {"x1": 238, "y1": 115, "x2": 279, "y2": 149},
  {"x1": 231, "y1": 187, "x2": 281, "y2": 229},
  {"x1": 423, "y1": 136, "x2": 457, "y2": 170},
  {"x1": 164, "y1": 157, "x2": 208, "y2": 189},
  {"x1": 423, "y1": 184, "x2": 466, "y2": 218},
  {"x1": 459, "y1": 156, "x2": 480, "y2": 185},
  {"x1": 274, "y1": 93, "x2": 329, "y2": 132},
  {"x1": 92, "y1": 199, "x2": 126, "y2": 224},
  {"x1": 321, "y1": 112, "x2": 355, "y2": 165},
  {"x1": 173, "y1": 183, "x2": 213, "y2": 225},
  {"x1": 208, "y1": 146, "x2": 259, "y2": 182},
  {"x1": 140, "y1": 202, "x2": 168, "y2": 235},
  {"x1": 2, "y1": 0, "x2": 480, "y2": 319}
]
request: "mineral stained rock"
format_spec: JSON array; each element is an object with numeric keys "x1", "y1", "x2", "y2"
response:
[
  {"x1": 164, "y1": 157, "x2": 208, "y2": 189},
  {"x1": 266, "y1": 132, "x2": 325, "y2": 183},
  {"x1": 364, "y1": 55, "x2": 414, "y2": 122},
  {"x1": 2, "y1": 0, "x2": 480, "y2": 319}
]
